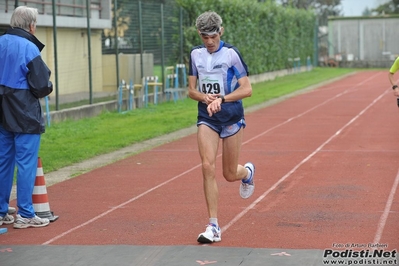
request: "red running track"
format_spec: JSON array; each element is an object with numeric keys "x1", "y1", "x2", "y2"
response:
[{"x1": 1, "y1": 70, "x2": 398, "y2": 250}]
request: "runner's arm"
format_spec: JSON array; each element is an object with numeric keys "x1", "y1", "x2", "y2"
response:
[
  {"x1": 188, "y1": 75, "x2": 218, "y2": 105},
  {"x1": 221, "y1": 76, "x2": 252, "y2": 103}
]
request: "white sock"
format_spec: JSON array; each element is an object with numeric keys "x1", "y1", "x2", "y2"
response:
[
  {"x1": 209, "y1": 218, "x2": 218, "y2": 227},
  {"x1": 246, "y1": 168, "x2": 251, "y2": 179},
  {"x1": 243, "y1": 167, "x2": 252, "y2": 182}
]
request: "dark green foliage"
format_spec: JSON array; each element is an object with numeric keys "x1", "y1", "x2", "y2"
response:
[
  {"x1": 176, "y1": 0, "x2": 316, "y2": 74},
  {"x1": 373, "y1": 0, "x2": 399, "y2": 15}
]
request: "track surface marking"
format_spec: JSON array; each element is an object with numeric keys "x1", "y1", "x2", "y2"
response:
[{"x1": 1, "y1": 71, "x2": 398, "y2": 253}]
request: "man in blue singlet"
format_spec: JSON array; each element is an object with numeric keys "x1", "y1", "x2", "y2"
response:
[{"x1": 188, "y1": 11, "x2": 256, "y2": 244}]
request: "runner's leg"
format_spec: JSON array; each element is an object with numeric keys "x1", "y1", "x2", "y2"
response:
[
  {"x1": 197, "y1": 125, "x2": 220, "y2": 218},
  {"x1": 221, "y1": 128, "x2": 248, "y2": 182}
]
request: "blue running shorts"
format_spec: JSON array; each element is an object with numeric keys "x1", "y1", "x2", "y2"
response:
[{"x1": 197, "y1": 118, "x2": 246, "y2": 139}]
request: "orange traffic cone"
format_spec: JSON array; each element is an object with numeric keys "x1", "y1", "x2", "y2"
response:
[{"x1": 32, "y1": 157, "x2": 59, "y2": 222}]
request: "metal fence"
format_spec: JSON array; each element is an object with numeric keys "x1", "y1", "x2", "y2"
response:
[
  {"x1": 1, "y1": 1, "x2": 188, "y2": 112},
  {"x1": 103, "y1": 1, "x2": 186, "y2": 83},
  {"x1": 321, "y1": 16, "x2": 399, "y2": 68},
  {"x1": 102, "y1": 1, "x2": 188, "y2": 114}
]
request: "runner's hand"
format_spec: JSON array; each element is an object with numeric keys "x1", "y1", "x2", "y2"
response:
[
  {"x1": 206, "y1": 96, "x2": 222, "y2": 117},
  {"x1": 203, "y1": 94, "x2": 218, "y2": 105}
]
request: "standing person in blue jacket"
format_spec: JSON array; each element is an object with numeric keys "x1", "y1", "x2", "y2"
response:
[
  {"x1": 188, "y1": 11, "x2": 255, "y2": 243},
  {"x1": 0, "y1": 6, "x2": 53, "y2": 229}
]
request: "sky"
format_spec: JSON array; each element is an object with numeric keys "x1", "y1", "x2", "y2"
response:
[{"x1": 340, "y1": 0, "x2": 388, "y2": 16}]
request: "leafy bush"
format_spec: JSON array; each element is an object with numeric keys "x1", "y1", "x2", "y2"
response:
[{"x1": 176, "y1": 0, "x2": 316, "y2": 74}]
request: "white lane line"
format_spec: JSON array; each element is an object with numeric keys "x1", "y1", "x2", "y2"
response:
[
  {"x1": 222, "y1": 88, "x2": 389, "y2": 233},
  {"x1": 41, "y1": 73, "x2": 381, "y2": 245},
  {"x1": 373, "y1": 169, "x2": 399, "y2": 244},
  {"x1": 41, "y1": 165, "x2": 202, "y2": 245},
  {"x1": 242, "y1": 72, "x2": 381, "y2": 144}
]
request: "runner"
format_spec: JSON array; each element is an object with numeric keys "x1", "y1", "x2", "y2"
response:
[{"x1": 187, "y1": 11, "x2": 256, "y2": 244}]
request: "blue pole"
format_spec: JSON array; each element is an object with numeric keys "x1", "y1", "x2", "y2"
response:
[
  {"x1": 174, "y1": 65, "x2": 178, "y2": 87},
  {"x1": 45, "y1": 96, "x2": 50, "y2": 127},
  {"x1": 154, "y1": 77, "x2": 158, "y2": 105},
  {"x1": 165, "y1": 74, "x2": 170, "y2": 101},
  {"x1": 182, "y1": 64, "x2": 187, "y2": 87},
  {"x1": 129, "y1": 79, "x2": 133, "y2": 110},
  {"x1": 118, "y1": 82, "x2": 122, "y2": 113},
  {"x1": 145, "y1": 78, "x2": 148, "y2": 108},
  {"x1": 174, "y1": 65, "x2": 179, "y2": 102}
]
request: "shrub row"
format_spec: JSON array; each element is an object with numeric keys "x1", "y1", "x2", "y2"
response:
[{"x1": 176, "y1": 0, "x2": 316, "y2": 75}]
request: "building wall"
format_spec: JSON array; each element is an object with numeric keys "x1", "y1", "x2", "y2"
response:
[
  {"x1": 1, "y1": 1, "x2": 111, "y2": 97},
  {"x1": 0, "y1": 0, "x2": 111, "y2": 28},
  {"x1": 102, "y1": 55, "x2": 117, "y2": 92},
  {"x1": 328, "y1": 16, "x2": 399, "y2": 67},
  {"x1": 102, "y1": 54, "x2": 154, "y2": 92},
  {"x1": 35, "y1": 27, "x2": 104, "y2": 96}
]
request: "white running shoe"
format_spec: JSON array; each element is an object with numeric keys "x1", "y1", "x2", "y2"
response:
[
  {"x1": 13, "y1": 214, "x2": 50, "y2": 229},
  {"x1": 197, "y1": 223, "x2": 221, "y2": 243},
  {"x1": 0, "y1": 214, "x2": 14, "y2": 226},
  {"x1": 240, "y1": 162, "x2": 255, "y2": 199}
]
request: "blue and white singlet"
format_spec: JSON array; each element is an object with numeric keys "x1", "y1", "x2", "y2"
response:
[{"x1": 189, "y1": 41, "x2": 249, "y2": 126}]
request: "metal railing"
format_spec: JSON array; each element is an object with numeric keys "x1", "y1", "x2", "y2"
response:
[{"x1": 2, "y1": 0, "x2": 102, "y2": 17}]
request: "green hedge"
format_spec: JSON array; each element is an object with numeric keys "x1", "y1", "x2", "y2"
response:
[{"x1": 176, "y1": 0, "x2": 316, "y2": 75}]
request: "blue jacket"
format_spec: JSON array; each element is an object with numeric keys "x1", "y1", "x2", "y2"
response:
[{"x1": 0, "y1": 27, "x2": 53, "y2": 134}]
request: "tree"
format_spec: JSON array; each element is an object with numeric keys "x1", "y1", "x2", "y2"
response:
[
  {"x1": 372, "y1": 0, "x2": 399, "y2": 15},
  {"x1": 362, "y1": 7, "x2": 372, "y2": 16},
  {"x1": 278, "y1": 0, "x2": 342, "y2": 25}
]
